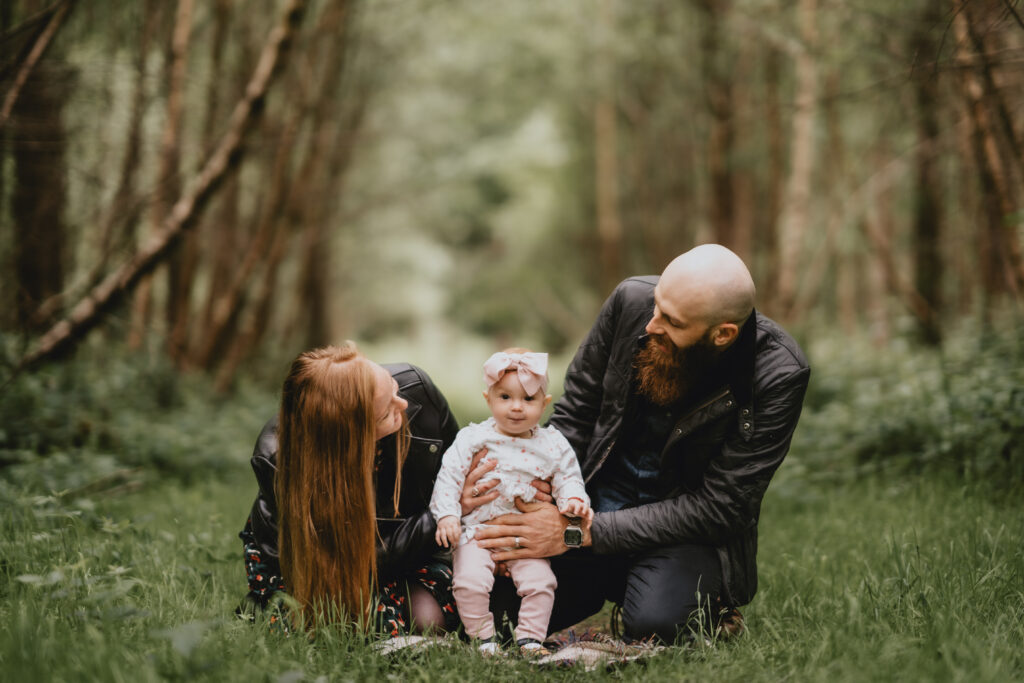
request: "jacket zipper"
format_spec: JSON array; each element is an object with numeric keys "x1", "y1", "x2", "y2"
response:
[{"x1": 585, "y1": 439, "x2": 617, "y2": 484}]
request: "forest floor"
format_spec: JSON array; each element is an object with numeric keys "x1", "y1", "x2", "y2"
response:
[{"x1": 2, "y1": 456, "x2": 1022, "y2": 682}]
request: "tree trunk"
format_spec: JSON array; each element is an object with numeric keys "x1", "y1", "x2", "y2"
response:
[
  {"x1": 20, "y1": 0, "x2": 310, "y2": 369},
  {"x1": 789, "y1": 72, "x2": 844, "y2": 323},
  {"x1": 757, "y1": 45, "x2": 785, "y2": 304},
  {"x1": 291, "y1": 0, "x2": 366, "y2": 351},
  {"x1": 11, "y1": 61, "x2": 71, "y2": 333},
  {"x1": 697, "y1": 0, "x2": 738, "y2": 252},
  {"x1": 593, "y1": 0, "x2": 622, "y2": 293},
  {"x1": 0, "y1": 1, "x2": 11, "y2": 328},
  {"x1": 191, "y1": 0, "x2": 245, "y2": 366},
  {"x1": 774, "y1": 0, "x2": 818, "y2": 318},
  {"x1": 31, "y1": 0, "x2": 160, "y2": 328},
  {"x1": 861, "y1": 146, "x2": 936, "y2": 337},
  {"x1": 0, "y1": 0, "x2": 74, "y2": 130},
  {"x1": 193, "y1": 114, "x2": 300, "y2": 370},
  {"x1": 909, "y1": 4, "x2": 944, "y2": 345},
  {"x1": 128, "y1": 0, "x2": 193, "y2": 353},
  {"x1": 954, "y1": 1, "x2": 1024, "y2": 308},
  {"x1": 961, "y1": 0, "x2": 1024, "y2": 198},
  {"x1": 213, "y1": 215, "x2": 291, "y2": 393},
  {"x1": 94, "y1": 0, "x2": 159, "y2": 282}
]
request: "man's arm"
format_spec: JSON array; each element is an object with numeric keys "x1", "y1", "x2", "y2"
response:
[
  {"x1": 593, "y1": 366, "x2": 810, "y2": 553},
  {"x1": 546, "y1": 283, "x2": 622, "y2": 458},
  {"x1": 479, "y1": 364, "x2": 808, "y2": 561}
]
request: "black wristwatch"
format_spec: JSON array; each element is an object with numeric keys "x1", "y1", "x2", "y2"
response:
[{"x1": 563, "y1": 515, "x2": 583, "y2": 548}]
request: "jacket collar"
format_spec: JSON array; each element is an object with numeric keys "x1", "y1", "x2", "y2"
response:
[
  {"x1": 400, "y1": 391, "x2": 423, "y2": 425},
  {"x1": 722, "y1": 311, "x2": 757, "y2": 407}
]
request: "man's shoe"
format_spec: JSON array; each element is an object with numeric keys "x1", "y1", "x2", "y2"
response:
[{"x1": 716, "y1": 606, "x2": 745, "y2": 639}]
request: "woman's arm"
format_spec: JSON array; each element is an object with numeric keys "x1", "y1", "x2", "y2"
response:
[{"x1": 376, "y1": 511, "x2": 439, "y2": 578}]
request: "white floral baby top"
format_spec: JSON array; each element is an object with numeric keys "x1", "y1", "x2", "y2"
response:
[{"x1": 429, "y1": 417, "x2": 589, "y2": 544}]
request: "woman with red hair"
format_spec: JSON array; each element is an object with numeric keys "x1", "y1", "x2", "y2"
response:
[{"x1": 239, "y1": 342, "x2": 464, "y2": 634}]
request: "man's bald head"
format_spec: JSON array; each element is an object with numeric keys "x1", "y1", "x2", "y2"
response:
[{"x1": 659, "y1": 244, "x2": 756, "y2": 328}]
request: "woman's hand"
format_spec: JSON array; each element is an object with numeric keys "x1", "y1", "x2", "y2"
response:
[
  {"x1": 460, "y1": 448, "x2": 500, "y2": 516},
  {"x1": 475, "y1": 498, "x2": 589, "y2": 562},
  {"x1": 435, "y1": 516, "x2": 461, "y2": 549}
]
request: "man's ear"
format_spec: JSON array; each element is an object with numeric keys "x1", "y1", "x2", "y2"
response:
[{"x1": 711, "y1": 323, "x2": 739, "y2": 347}]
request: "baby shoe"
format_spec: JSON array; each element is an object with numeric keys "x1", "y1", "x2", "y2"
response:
[
  {"x1": 516, "y1": 637, "x2": 551, "y2": 657},
  {"x1": 477, "y1": 636, "x2": 502, "y2": 656}
]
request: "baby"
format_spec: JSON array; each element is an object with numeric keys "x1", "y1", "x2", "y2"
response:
[{"x1": 429, "y1": 349, "x2": 592, "y2": 655}]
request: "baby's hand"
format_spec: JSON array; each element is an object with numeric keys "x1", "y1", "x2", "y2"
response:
[
  {"x1": 560, "y1": 498, "x2": 594, "y2": 525},
  {"x1": 435, "y1": 516, "x2": 461, "y2": 549}
]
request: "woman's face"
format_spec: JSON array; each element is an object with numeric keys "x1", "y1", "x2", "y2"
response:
[{"x1": 370, "y1": 362, "x2": 408, "y2": 440}]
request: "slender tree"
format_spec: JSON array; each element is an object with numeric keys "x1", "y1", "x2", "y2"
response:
[
  {"x1": 128, "y1": 0, "x2": 193, "y2": 352},
  {"x1": 593, "y1": 0, "x2": 623, "y2": 293},
  {"x1": 696, "y1": 0, "x2": 739, "y2": 252},
  {"x1": 774, "y1": 0, "x2": 819, "y2": 318},
  {"x1": 909, "y1": 2, "x2": 945, "y2": 344}
]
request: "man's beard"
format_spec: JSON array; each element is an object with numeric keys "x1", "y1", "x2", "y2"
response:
[{"x1": 635, "y1": 332, "x2": 722, "y2": 406}]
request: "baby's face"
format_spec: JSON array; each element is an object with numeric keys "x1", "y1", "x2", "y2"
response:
[{"x1": 484, "y1": 371, "x2": 552, "y2": 438}]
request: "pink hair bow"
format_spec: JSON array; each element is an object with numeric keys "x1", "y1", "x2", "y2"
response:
[{"x1": 483, "y1": 352, "x2": 549, "y2": 396}]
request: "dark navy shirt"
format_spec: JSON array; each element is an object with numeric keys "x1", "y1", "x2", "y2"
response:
[{"x1": 590, "y1": 394, "x2": 682, "y2": 512}]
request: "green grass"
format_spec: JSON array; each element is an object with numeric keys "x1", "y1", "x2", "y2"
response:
[
  {"x1": 2, "y1": 464, "x2": 1021, "y2": 682},
  {"x1": 3, "y1": 327, "x2": 1023, "y2": 680}
]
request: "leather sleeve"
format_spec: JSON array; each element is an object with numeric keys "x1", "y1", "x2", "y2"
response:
[
  {"x1": 547, "y1": 283, "x2": 622, "y2": 458},
  {"x1": 376, "y1": 511, "x2": 439, "y2": 579},
  {"x1": 247, "y1": 417, "x2": 282, "y2": 572},
  {"x1": 591, "y1": 364, "x2": 810, "y2": 553}
]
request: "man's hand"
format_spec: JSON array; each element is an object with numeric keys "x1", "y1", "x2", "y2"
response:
[
  {"x1": 460, "y1": 448, "x2": 500, "y2": 517},
  {"x1": 530, "y1": 478, "x2": 553, "y2": 504},
  {"x1": 560, "y1": 497, "x2": 594, "y2": 525},
  {"x1": 475, "y1": 498, "x2": 589, "y2": 562},
  {"x1": 435, "y1": 516, "x2": 461, "y2": 549}
]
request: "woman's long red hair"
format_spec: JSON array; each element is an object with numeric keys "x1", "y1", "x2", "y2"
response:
[{"x1": 275, "y1": 343, "x2": 400, "y2": 627}]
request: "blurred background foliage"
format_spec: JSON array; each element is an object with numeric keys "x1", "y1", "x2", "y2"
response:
[{"x1": 1, "y1": 0, "x2": 1023, "y2": 489}]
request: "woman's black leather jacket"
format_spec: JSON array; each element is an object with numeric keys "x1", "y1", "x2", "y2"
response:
[{"x1": 241, "y1": 363, "x2": 459, "y2": 604}]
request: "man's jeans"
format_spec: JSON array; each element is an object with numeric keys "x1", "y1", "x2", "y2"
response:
[{"x1": 490, "y1": 542, "x2": 723, "y2": 643}]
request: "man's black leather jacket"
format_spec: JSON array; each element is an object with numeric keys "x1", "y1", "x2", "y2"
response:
[
  {"x1": 243, "y1": 363, "x2": 459, "y2": 594},
  {"x1": 548, "y1": 276, "x2": 810, "y2": 606}
]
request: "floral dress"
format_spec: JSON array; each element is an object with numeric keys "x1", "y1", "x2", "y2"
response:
[{"x1": 239, "y1": 518, "x2": 459, "y2": 636}]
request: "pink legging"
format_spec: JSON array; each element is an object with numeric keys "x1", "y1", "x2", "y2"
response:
[{"x1": 452, "y1": 540, "x2": 557, "y2": 642}]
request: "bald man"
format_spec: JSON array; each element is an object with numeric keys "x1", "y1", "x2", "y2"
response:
[{"x1": 475, "y1": 244, "x2": 810, "y2": 643}]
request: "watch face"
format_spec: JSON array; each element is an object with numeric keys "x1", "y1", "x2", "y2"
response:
[{"x1": 564, "y1": 527, "x2": 584, "y2": 547}]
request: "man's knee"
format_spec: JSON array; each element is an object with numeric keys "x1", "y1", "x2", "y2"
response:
[
  {"x1": 622, "y1": 599, "x2": 711, "y2": 644},
  {"x1": 620, "y1": 543, "x2": 723, "y2": 643}
]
